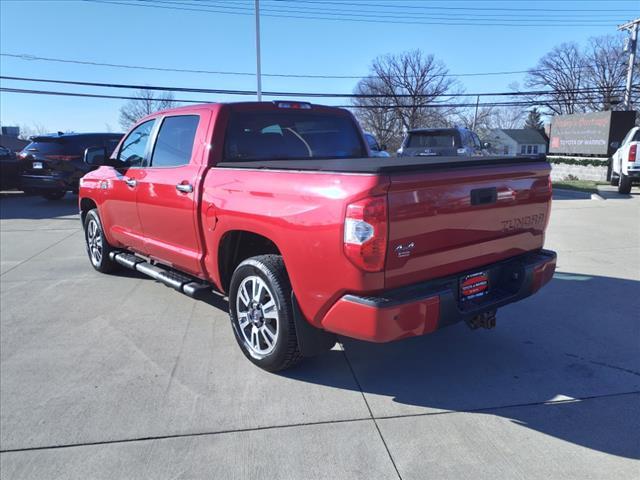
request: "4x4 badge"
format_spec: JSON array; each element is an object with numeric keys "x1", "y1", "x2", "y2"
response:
[{"x1": 395, "y1": 242, "x2": 415, "y2": 258}]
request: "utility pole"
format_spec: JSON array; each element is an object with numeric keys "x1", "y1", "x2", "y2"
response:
[
  {"x1": 255, "y1": 0, "x2": 262, "y2": 101},
  {"x1": 472, "y1": 95, "x2": 480, "y2": 131},
  {"x1": 618, "y1": 18, "x2": 639, "y2": 110}
]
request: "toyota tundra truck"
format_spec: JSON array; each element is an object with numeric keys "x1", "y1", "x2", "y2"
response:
[{"x1": 79, "y1": 101, "x2": 556, "y2": 372}]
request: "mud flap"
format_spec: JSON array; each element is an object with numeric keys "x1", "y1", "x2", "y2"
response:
[{"x1": 292, "y1": 293, "x2": 337, "y2": 357}]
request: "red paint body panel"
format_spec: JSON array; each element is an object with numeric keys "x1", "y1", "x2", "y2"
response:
[
  {"x1": 321, "y1": 295, "x2": 440, "y2": 342},
  {"x1": 80, "y1": 102, "x2": 555, "y2": 343},
  {"x1": 385, "y1": 163, "x2": 552, "y2": 288}
]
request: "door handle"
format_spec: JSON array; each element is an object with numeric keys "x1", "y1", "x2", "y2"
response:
[
  {"x1": 125, "y1": 178, "x2": 137, "y2": 188},
  {"x1": 176, "y1": 183, "x2": 193, "y2": 193}
]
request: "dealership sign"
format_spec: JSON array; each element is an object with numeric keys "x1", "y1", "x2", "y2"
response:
[{"x1": 549, "y1": 111, "x2": 637, "y2": 156}]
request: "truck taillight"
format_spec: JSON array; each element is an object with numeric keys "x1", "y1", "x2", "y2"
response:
[
  {"x1": 344, "y1": 196, "x2": 387, "y2": 272},
  {"x1": 629, "y1": 144, "x2": 637, "y2": 163}
]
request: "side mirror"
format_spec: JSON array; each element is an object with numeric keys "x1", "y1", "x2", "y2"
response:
[
  {"x1": 610, "y1": 141, "x2": 620, "y2": 149},
  {"x1": 380, "y1": 144, "x2": 387, "y2": 151},
  {"x1": 84, "y1": 146, "x2": 109, "y2": 166},
  {"x1": 483, "y1": 142, "x2": 491, "y2": 149}
]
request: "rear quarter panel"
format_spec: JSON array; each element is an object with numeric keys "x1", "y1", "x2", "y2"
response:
[{"x1": 200, "y1": 168, "x2": 388, "y2": 325}]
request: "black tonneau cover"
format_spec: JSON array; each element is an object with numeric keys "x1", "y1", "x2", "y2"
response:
[{"x1": 216, "y1": 155, "x2": 547, "y2": 174}]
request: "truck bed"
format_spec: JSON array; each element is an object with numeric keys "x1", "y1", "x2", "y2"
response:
[{"x1": 216, "y1": 155, "x2": 547, "y2": 174}]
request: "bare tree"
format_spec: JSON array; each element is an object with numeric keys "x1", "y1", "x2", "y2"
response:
[
  {"x1": 352, "y1": 81, "x2": 401, "y2": 151},
  {"x1": 352, "y1": 50, "x2": 460, "y2": 151},
  {"x1": 17, "y1": 123, "x2": 48, "y2": 140},
  {"x1": 119, "y1": 89, "x2": 176, "y2": 129},
  {"x1": 455, "y1": 106, "x2": 495, "y2": 138},
  {"x1": 489, "y1": 106, "x2": 527, "y2": 129},
  {"x1": 583, "y1": 35, "x2": 630, "y2": 111},
  {"x1": 525, "y1": 42, "x2": 586, "y2": 115}
]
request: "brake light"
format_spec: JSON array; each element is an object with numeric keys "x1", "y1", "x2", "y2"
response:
[
  {"x1": 274, "y1": 101, "x2": 311, "y2": 109},
  {"x1": 44, "y1": 155, "x2": 82, "y2": 161},
  {"x1": 344, "y1": 196, "x2": 388, "y2": 272},
  {"x1": 629, "y1": 144, "x2": 637, "y2": 163}
]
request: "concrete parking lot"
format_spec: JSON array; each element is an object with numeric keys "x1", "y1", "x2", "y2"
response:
[{"x1": 1, "y1": 188, "x2": 639, "y2": 479}]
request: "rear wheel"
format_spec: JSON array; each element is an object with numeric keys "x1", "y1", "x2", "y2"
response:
[
  {"x1": 610, "y1": 172, "x2": 620, "y2": 186},
  {"x1": 42, "y1": 190, "x2": 66, "y2": 200},
  {"x1": 84, "y1": 209, "x2": 118, "y2": 273},
  {"x1": 618, "y1": 173, "x2": 632, "y2": 194},
  {"x1": 229, "y1": 255, "x2": 302, "y2": 372}
]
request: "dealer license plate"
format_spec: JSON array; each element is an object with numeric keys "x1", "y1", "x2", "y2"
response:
[{"x1": 460, "y1": 271, "x2": 489, "y2": 301}]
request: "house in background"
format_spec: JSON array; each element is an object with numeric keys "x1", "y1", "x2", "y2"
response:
[{"x1": 489, "y1": 129, "x2": 548, "y2": 156}]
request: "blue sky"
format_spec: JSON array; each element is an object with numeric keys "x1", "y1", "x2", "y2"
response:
[{"x1": 0, "y1": 0, "x2": 638, "y2": 133}]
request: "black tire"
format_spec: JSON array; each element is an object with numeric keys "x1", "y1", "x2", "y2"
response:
[
  {"x1": 83, "y1": 209, "x2": 119, "y2": 273},
  {"x1": 618, "y1": 173, "x2": 632, "y2": 194},
  {"x1": 229, "y1": 255, "x2": 303, "y2": 372},
  {"x1": 42, "y1": 190, "x2": 66, "y2": 200},
  {"x1": 610, "y1": 172, "x2": 620, "y2": 186}
]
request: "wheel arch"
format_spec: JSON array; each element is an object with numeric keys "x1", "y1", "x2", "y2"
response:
[
  {"x1": 79, "y1": 197, "x2": 98, "y2": 224},
  {"x1": 217, "y1": 229, "x2": 283, "y2": 294}
]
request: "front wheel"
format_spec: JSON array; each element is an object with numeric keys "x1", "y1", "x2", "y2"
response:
[
  {"x1": 83, "y1": 209, "x2": 119, "y2": 273},
  {"x1": 229, "y1": 255, "x2": 302, "y2": 372},
  {"x1": 618, "y1": 173, "x2": 632, "y2": 194}
]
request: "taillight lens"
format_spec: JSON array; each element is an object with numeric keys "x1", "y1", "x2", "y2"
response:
[
  {"x1": 344, "y1": 196, "x2": 388, "y2": 272},
  {"x1": 629, "y1": 144, "x2": 637, "y2": 163},
  {"x1": 44, "y1": 155, "x2": 82, "y2": 161}
]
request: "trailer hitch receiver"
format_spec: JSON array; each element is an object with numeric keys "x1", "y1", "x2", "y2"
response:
[{"x1": 466, "y1": 310, "x2": 497, "y2": 330}]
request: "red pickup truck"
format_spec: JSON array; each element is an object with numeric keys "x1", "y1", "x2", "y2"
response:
[{"x1": 79, "y1": 101, "x2": 556, "y2": 371}]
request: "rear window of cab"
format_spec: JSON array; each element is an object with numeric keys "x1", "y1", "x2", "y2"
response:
[{"x1": 224, "y1": 111, "x2": 366, "y2": 161}]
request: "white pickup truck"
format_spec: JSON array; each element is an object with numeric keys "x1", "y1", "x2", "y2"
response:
[{"x1": 611, "y1": 126, "x2": 640, "y2": 194}]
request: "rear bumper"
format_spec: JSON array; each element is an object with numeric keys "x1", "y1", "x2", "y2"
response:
[
  {"x1": 20, "y1": 174, "x2": 75, "y2": 192},
  {"x1": 320, "y1": 249, "x2": 556, "y2": 342},
  {"x1": 626, "y1": 169, "x2": 640, "y2": 180}
]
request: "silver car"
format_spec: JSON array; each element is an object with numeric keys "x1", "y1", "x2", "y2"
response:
[{"x1": 397, "y1": 127, "x2": 488, "y2": 157}]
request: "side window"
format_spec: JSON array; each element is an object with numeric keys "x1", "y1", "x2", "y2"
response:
[
  {"x1": 365, "y1": 134, "x2": 380, "y2": 151},
  {"x1": 150, "y1": 115, "x2": 199, "y2": 168},
  {"x1": 520, "y1": 145, "x2": 527, "y2": 154},
  {"x1": 532, "y1": 145, "x2": 539, "y2": 154},
  {"x1": 118, "y1": 120, "x2": 155, "y2": 167}
]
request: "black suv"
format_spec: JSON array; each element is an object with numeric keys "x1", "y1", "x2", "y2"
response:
[
  {"x1": 19, "y1": 132, "x2": 122, "y2": 200},
  {"x1": 397, "y1": 127, "x2": 488, "y2": 157}
]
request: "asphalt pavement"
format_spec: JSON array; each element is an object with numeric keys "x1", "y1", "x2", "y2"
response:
[{"x1": 1, "y1": 188, "x2": 638, "y2": 479}]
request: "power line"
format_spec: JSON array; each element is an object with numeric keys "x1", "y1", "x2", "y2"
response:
[
  {"x1": 0, "y1": 87, "x2": 207, "y2": 104},
  {"x1": 2, "y1": 74, "x2": 630, "y2": 99},
  {"x1": 82, "y1": 0, "x2": 622, "y2": 27},
  {"x1": 0, "y1": 52, "x2": 623, "y2": 80},
  {"x1": 2, "y1": 86, "x2": 631, "y2": 109},
  {"x1": 266, "y1": 0, "x2": 640, "y2": 13},
  {"x1": 164, "y1": 0, "x2": 628, "y2": 23},
  {"x1": 257, "y1": 0, "x2": 633, "y2": 18}
]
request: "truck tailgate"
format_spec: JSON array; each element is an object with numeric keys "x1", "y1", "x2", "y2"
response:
[{"x1": 385, "y1": 161, "x2": 552, "y2": 289}]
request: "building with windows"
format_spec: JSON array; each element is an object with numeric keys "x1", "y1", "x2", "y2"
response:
[
  {"x1": 489, "y1": 129, "x2": 548, "y2": 156},
  {"x1": 0, "y1": 126, "x2": 29, "y2": 152}
]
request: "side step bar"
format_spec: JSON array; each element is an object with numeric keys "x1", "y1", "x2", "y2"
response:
[{"x1": 109, "y1": 251, "x2": 211, "y2": 299}]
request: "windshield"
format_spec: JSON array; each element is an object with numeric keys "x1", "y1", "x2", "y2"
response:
[
  {"x1": 23, "y1": 135, "x2": 122, "y2": 157},
  {"x1": 224, "y1": 111, "x2": 366, "y2": 161},
  {"x1": 407, "y1": 131, "x2": 460, "y2": 148}
]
